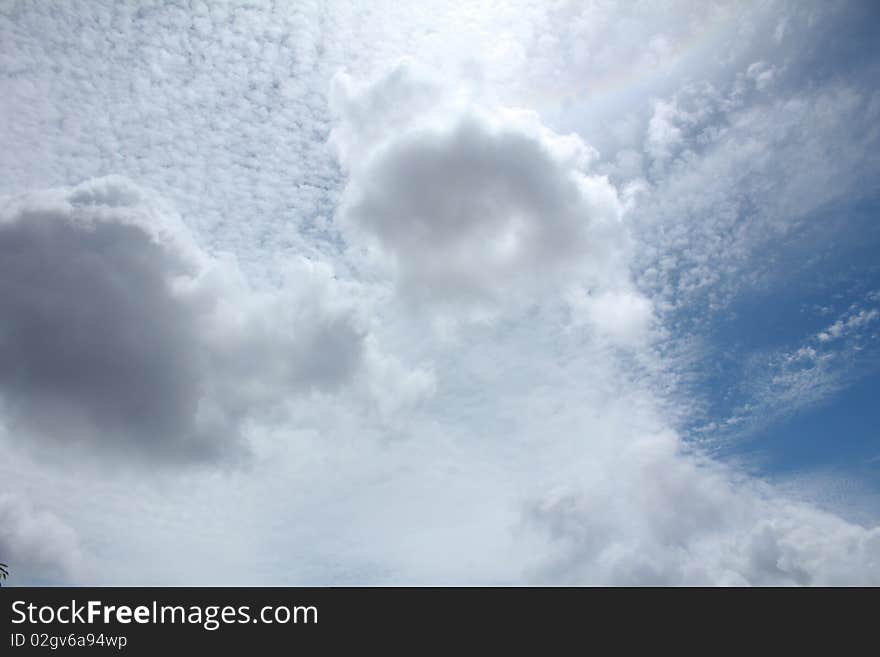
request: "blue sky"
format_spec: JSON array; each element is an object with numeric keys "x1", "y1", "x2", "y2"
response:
[
  {"x1": 697, "y1": 195, "x2": 880, "y2": 507},
  {"x1": 1, "y1": 0, "x2": 879, "y2": 585}
]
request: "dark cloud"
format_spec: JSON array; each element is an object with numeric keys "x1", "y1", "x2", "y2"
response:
[
  {"x1": 0, "y1": 197, "x2": 215, "y2": 461},
  {"x1": 0, "y1": 178, "x2": 379, "y2": 464}
]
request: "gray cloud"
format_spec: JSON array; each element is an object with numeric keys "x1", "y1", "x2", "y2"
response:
[
  {"x1": 0, "y1": 179, "x2": 218, "y2": 462},
  {"x1": 0, "y1": 202, "x2": 211, "y2": 461},
  {"x1": 333, "y1": 64, "x2": 630, "y2": 309},
  {"x1": 0, "y1": 177, "x2": 419, "y2": 464}
]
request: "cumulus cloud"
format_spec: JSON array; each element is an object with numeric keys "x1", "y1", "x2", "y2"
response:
[
  {"x1": 0, "y1": 178, "x2": 218, "y2": 462},
  {"x1": 332, "y1": 62, "x2": 631, "y2": 311},
  {"x1": 521, "y1": 429, "x2": 880, "y2": 586},
  {"x1": 0, "y1": 176, "x2": 430, "y2": 464},
  {"x1": 526, "y1": 484, "x2": 880, "y2": 586}
]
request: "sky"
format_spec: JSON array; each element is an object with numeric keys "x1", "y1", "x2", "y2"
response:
[{"x1": 1, "y1": 0, "x2": 879, "y2": 585}]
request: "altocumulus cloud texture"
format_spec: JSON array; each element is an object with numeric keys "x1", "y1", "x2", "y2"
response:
[{"x1": 1, "y1": 0, "x2": 880, "y2": 586}]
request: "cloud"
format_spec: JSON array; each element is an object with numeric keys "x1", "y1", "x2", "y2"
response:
[
  {"x1": 631, "y1": 77, "x2": 880, "y2": 317},
  {"x1": 646, "y1": 100, "x2": 684, "y2": 165},
  {"x1": 817, "y1": 307, "x2": 879, "y2": 343},
  {"x1": 567, "y1": 288, "x2": 655, "y2": 347},
  {"x1": 332, "y1": 62, "x2": 630, "y2": 311},
  {"x1": 0, "y1": 176, "x2": 430, "y2": 464},
  {"x1": 1, "y1": 0, "x2": 878, "y2": 588},
  {"x1": 0, "y1": 493, "x2": 86, "y2": 585},
  {"x1": 0, "y1": 177, "x2": 220, "y2": 462},
  {"x1": 693, "y1": 293, "x2": 880, "y2": 444},
  {"x1": 522, "y1": 430, "x2": 880, "y2": 585}
]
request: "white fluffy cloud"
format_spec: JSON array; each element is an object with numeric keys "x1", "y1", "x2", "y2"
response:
[{"x1": 522, "y1": 430, "x2": 880, "y2": 585}]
